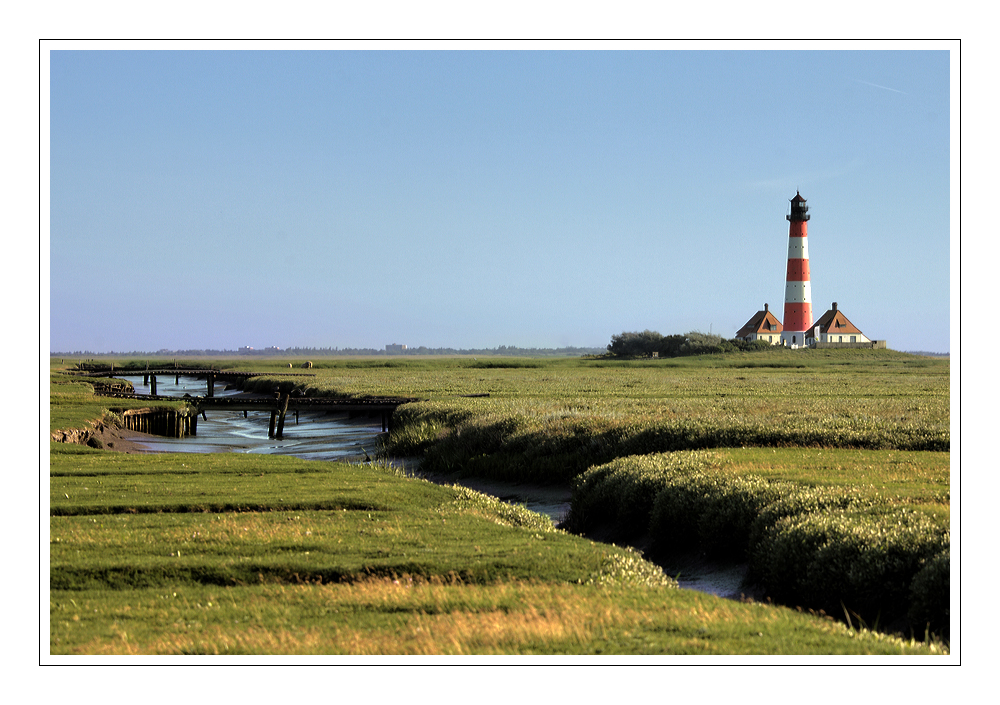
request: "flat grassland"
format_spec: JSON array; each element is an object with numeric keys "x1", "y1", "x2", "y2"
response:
[{"x1": 48, "y1": 350, "x2": 950, "y2": 655}]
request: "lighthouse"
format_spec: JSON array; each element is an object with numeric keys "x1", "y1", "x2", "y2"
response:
[{"x1": 780, "y1": 191, "x2": 813, "y2": 348}]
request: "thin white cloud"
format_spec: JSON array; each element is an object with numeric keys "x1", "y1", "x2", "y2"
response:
[{"x1": 854, "y1": 79, "x2": 906, "y2": 94}]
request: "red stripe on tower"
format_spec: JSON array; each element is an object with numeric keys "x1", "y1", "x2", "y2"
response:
[{"x1": 781, "y1": 191, "x2": 813, "y2": 348}]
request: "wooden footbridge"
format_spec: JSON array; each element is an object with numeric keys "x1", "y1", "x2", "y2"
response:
[
  {"x1": 195, "y1": 394, "x2": 418, "y2": 437},
  {"x1": 78, "y1": 367, "x2": 314, "y2": 397},
  {"x1": 81, "y1": 368, "x2": 417, "y2": 439}
]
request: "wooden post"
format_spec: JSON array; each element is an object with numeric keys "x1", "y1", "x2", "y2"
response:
[
  {"x1": 276, "y1": 394, "x2": 290, "y2": 438},
  {"x1": 150, "y1": 375, "x2": 157, "y2": 396},
  {"x1": 244, "y1": 410, "x2": 248, "y2": 418},
  {"x1": 208, "y1": 373, "x2": 215, "y2": 398},
  {"x1": 191, "y1": 413, "x2": 198, "y2": 436},
  {"x1": 143, "y1": 374, "x2": 149, "y2": 386},
  {"x1": 268, "y1": 410, "x2": 278, "y2": 438}
]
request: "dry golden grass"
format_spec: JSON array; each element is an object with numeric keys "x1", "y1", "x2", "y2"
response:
[{"x1": 55, "y1": 578, "x2": 941, "y2": 655}]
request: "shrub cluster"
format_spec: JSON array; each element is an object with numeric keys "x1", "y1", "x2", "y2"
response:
[
  {"x1": 565, "y1": 453, "x2": 950, "y2": 638},
  {"x1": 606, "y1": 330, "x2": 773, "y2": 358}
]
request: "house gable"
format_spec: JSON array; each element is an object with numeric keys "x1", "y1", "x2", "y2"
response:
[
  {"x1": 735, "y1": 304, "x2": 783, "y2": 341},
  {"x1": 808, "y1": 302, "x2": 869, "y2": 343}
]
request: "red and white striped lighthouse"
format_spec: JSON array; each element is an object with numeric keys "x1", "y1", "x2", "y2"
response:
[{"x1": 780, "y1": 191, "x2": 813, "y2": 348}]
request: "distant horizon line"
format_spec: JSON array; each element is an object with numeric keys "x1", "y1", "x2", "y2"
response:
[
  {"x1": 49, "y1": 344, "x2": 609, "y2": 356},
  {"x1": 48, "y1": 345, "x2": 950, "y2": 357}
]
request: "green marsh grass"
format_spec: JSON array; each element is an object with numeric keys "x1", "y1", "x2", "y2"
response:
[
  {"x1": 49, "y1": 351, "x2": 950, "y2": 654},
  {"x1": 49, "y1": 446, "x2": 944, "y2": 655}
]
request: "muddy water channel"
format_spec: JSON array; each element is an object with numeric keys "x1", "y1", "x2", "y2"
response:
[{"x1": 119, "y1": 375, "x2": 751, "y2": 599}]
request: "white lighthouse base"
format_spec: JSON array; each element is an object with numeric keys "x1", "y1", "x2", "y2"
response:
[{"x1": 781, "y1": 331, "x2": 807, "y2": 349}]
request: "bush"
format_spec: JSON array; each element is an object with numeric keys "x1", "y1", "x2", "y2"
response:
[{"x1": 605, "y1": 330, "x2": 738, "y2": 358}]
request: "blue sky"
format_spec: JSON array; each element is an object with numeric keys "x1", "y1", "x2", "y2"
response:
[{"x1": 48, "y1": 46, "x2": 953, "y2": 353}]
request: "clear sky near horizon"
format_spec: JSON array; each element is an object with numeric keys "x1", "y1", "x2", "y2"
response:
[{"x1": 48, "y1": 46, "x2": 952, "y2": 354}]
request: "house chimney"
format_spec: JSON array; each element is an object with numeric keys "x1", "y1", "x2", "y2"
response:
[
  {"x1": 832, "y1": 302, "x2": 838, "y2": 311},
  {"x1": 764, "y1": 303, "x2": 769, "y2": 312}
]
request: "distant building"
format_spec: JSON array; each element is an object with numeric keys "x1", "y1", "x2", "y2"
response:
[
  {"x1": 806, "y1": 302, "x2": 878, "y2": 347},
  {"x1": 238, "y1": 346, "x2": 254, "y2": 354},
  {"x1": 735, "y1": 303, "x2": 783, "y2": 345},
  {"x1": 385, "y1": 343, "x2": 407, "y2": 353}
]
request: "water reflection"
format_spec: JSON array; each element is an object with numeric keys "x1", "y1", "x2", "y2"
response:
[{"x1": 117, "y1": 375, "x2": 385, "y2": 462}]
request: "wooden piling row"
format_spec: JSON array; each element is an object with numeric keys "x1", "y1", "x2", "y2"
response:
[{"x1": 118, "y1": 408, "x2": 197, "y2": 438}]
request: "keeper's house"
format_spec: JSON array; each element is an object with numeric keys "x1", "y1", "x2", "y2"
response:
[
  {"x1": 805, "y1": 302, "x2": 885, "y2": 348},
  {"x1": 735, "y1": 303, "x2": 783, "y2": 345}
]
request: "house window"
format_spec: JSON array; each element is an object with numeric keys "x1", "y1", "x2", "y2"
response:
[
  {"x1": 838, "y1": 336, "x2": 842, "y2": 342},
  {"x1": 850, "y1": 336, "x2": 856, "y2": 343}
]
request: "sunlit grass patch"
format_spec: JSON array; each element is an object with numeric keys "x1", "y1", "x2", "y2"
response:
[
  {"x1": 50, "y1": 579, "x2": 944, "y2": 655},
  {"x1": 712, "y1": 447, "x2": 950, "y2": 505}
]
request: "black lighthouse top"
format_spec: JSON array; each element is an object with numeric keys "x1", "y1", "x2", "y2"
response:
[{"x1": 787, "y1": 191, "x2": 810, "y2": 222}]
